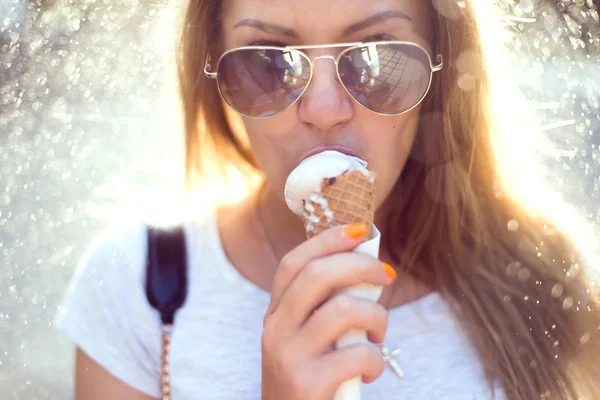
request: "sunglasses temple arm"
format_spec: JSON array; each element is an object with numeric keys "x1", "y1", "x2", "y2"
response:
[
  {"x1": 204, "y1": 53, "x2": 218, "y2": 79},
  {"x1": 432, "y1": 54, "x2": 443, "y2": 72}
]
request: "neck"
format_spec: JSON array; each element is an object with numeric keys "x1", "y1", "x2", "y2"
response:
[{"x1": 255, "y1": 181, "x2": 307, "y2": 261}]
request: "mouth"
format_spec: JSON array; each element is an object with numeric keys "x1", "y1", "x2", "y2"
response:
[{"x1": 301, "y1": 145, "x2": 363, "y2": 162}]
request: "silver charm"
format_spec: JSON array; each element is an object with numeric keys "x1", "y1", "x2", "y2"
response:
[{"x1": 377, "y1": 344, "x2": 404, "y2": 379}]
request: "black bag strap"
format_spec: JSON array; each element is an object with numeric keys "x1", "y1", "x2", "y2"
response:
[
  {"x1": 145, "y1": 225, "x2": 188, "y2": 325},
  {"x1": 145, "y1": 225, "x2": 188, "y2": 400}
]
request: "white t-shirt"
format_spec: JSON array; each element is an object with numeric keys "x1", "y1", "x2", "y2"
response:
[{"x1": 55, "y1": 208, "x2": 504, "y2": 399}]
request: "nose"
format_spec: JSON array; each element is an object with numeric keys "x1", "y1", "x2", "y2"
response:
[{"x1": 297, "y1": 56, "x2": 353, "y2": 132}]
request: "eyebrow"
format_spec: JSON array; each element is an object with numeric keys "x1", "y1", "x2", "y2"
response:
[
  {"x1": 233, "y1": 9, "x2": 413, "y2": 39},
  {"x1": 232, "y1": 19, "x2": 300, "y2": 38},
  {"x1": 342, "y1": 10, "x2": 413, "y2": 36}
]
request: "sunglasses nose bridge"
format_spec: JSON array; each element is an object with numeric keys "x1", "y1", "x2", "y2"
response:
[
  {"x1": 309, "y1": 55, "x2": 341, "y2": 83},
  {"x1": 312, "y1": 55, "x2": 337, "y2": 64}
]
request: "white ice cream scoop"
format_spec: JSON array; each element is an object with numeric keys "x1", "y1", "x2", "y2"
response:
[{"x1": 284, "y1": 150, "x2": 370, "y2": 215}]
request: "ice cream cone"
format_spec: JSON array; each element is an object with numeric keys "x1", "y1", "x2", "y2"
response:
[
  {"x1": 302, "y1": 170, "x2": 376, "y2": 239},
  {"x1": 284, "y1": 151, "x2": 382, "y2": 400}
]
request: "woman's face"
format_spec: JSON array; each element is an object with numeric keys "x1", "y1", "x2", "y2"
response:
[{"x1": 220, "y1": 0, "x2": 434, "y2": 209}]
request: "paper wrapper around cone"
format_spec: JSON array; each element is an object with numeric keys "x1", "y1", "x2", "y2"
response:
[
  {"x1": 303, "y1": 170, "x2": 376, "y2": 239},
  {"x1": 300, "y1": 171, "x2": 382, "y2": 400},
  {"x1": 333, "y1": 225, "x2": 383, "y2": 400}
]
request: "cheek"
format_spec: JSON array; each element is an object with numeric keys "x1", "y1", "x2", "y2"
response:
[
  {"x1": 241, "y1": 116, "x2": 299, "y2": 187},
  {"x1": 242, "y1": 106, "x2": 300, "y2": 147},
  {"x1": 392, "y1": 113, "x2": 420, "y2": 164},
  {"x1": 242, "y1": 119, "x2": 277, "y2": 166},
  {"x1": 368, "y1": 112, "x2": 420, "y2": 202},
  {"x1": 370, "y1": 111, "x2": 419, "y2": 165}
]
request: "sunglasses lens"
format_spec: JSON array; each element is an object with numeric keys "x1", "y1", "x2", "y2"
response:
[
  {"x1": 338, "y1": 43, "x2": 432, "y2": 114},
  {"x1": 217, "y1": 48, "x2": 311, "y2": 117}
]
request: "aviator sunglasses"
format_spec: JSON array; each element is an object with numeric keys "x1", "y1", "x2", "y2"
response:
[{"x1": 204, "y1": 41, "x2": 443, "y2": 118}]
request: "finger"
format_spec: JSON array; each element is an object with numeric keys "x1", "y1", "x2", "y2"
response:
[
  {"x1": 295, "y1": 294, "x2": 388, "y2": 355},
  {"x1": 316, "y1": 343, "x2": 386, "y2": 396},
  {"x1": 272, "y1": 252, "x2": 393, "y2": 331},
  {"x1": 265, "y1": 222, "x2": 370, "y2": 318}
]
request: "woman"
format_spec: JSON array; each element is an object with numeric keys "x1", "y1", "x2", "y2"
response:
[{"x1": 56, "y1": 0, "x2": 600, "y2": 399}]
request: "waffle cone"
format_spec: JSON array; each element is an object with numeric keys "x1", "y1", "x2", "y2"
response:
[{"x1": 302, "y1": 170, "x2": 376, "y2": 239}]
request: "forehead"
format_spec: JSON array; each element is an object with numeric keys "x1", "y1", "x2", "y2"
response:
[{"x1": 222, "y1": 0, "x2": 433, "y2": 45}]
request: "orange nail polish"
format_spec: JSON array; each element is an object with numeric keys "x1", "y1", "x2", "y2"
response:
[
  {"x1": 344, "y1": 222, "x2": 368, "y2": 239},
  {"x1": 382, "y1": 263, "x2": 397, "y2": 280}
]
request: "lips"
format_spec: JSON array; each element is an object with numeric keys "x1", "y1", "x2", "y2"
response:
[{"x1": 301, "y1": 145, "x2": 362, "y2": 161}]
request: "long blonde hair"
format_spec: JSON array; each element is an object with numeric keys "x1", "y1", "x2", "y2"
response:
[{"x1": 177, "y1": 0, "x2": 600, "y2": 398}]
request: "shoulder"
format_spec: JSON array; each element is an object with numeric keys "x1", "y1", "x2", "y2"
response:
[
  {"x1": 84, "y1": 218, "x2": 149, "y2": 276},
  {"x1": 55, "y1": 217, "x2": 160, "y2": 396},
  {"x1": 80, "y1": 201, "x2": 218, "y2": 277},
  {"x1": 54, "y1": 204, "x2": 217, "y2": 397},
  {"x1": 55, "y1": 214, "x2": 156, "y2": 328},
  {"x1": 60, "y1": 200, "x2": 219, "y2": 307}
]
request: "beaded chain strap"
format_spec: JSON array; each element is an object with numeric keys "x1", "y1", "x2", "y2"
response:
[{"x1": 161, "y1": 326, "x2": 172, "y2": 400}]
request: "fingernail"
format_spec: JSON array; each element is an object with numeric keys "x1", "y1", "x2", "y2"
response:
[
  {"x1": 344, "y1": 222, "x2": 368, "y2": 239},
  {"x1": 382, "y1": 263, "x2": 397, "y2": 280}
]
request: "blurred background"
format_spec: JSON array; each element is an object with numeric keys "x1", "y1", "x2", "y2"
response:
[{"x1": 0, "y1": 0, "x2": 599, "y2": 398}]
